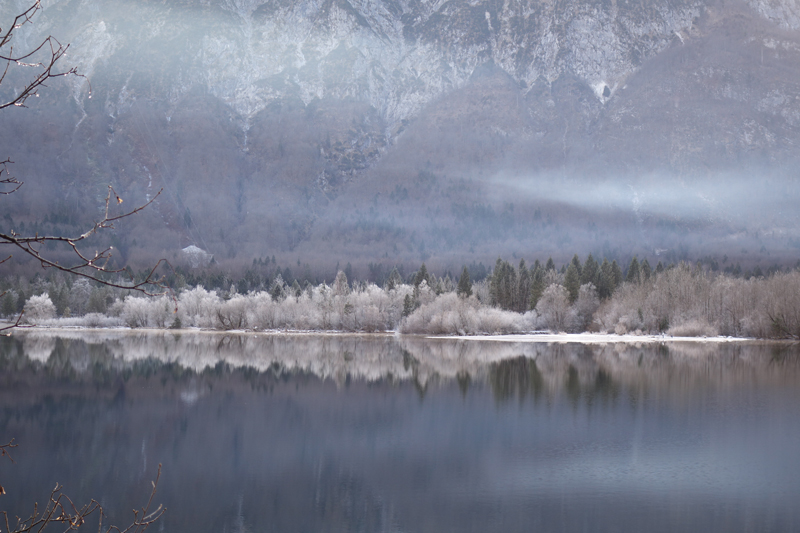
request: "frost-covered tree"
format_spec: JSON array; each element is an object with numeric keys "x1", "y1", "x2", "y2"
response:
[
  {"x1": 385, "y1": 267, "x2": 403, "y2": 291},
  {"x1": 23, "y1": 294, "x2": 56, "y2": 322},
  {"x1": 414, "y1": 263, "x2": 430, "y2": 288},
  {"x1": 535, "y1": 284, "x2": 572, "y2": 332},
  {"x1": 574, "y1": 283, "x2": 600, "y2": 330},
  {"x1": 69, "y1": 278, "x2": 93, "y2": 316},
  {"x1": 271, "y1": 274, "x2": 287, "y2": 300},
  {"x1": 333, "y1": 270, "x2": 350, "y2": 296}
]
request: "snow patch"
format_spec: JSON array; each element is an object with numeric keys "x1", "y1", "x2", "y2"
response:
[{"x1": 181, "y1": 245, "x2": 214, "y2": 269}]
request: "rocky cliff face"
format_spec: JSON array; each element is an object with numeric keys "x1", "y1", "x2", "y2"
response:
[
  {"x1": 10, "y1": 0, "x2": 707, "y2": 135},
  {"x1": 1, "y1": 0, "x2": 800, "y2": 271}
]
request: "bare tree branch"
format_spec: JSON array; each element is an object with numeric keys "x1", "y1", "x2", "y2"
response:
[
  {"x1": 1, "y1": 187, "x2": 172, "y2": 295},
  {"x1": 1, "y1": 464, "x2": 164, "y2": 533},
  {"x1": 0, "y1": 310, "x2": 29, "y2": 336},
  {"x1": 0, "y1": 1, "x2": 87, "y2": 111},
  {"x1": 0, "y1": 439, "x2": 17, "y2": 464},
  {"x1": 0, "y1": 3, "x2": 173, "y2": 327},
  {"x1": 0, "y1": 160, "x2": 22, "y2": 195}
]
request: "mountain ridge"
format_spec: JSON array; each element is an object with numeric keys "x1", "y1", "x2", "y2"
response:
[{"x1": 1, "y1": 0, "x2": 799, "y2": 274}]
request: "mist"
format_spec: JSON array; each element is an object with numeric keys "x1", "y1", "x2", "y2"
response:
[{"x1": 2, "y1": 0, "x2": 800, "y2": 279}]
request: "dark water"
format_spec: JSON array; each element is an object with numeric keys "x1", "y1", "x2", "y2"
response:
[{"x1": 1, "y1": 331, "x2": 799, "y2": 533}]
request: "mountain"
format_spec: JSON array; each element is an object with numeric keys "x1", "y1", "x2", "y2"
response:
[{"x1": 1, "y1": 0, "x2": 799, "y2": 276}]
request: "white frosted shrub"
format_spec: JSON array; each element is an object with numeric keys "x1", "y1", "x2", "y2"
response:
[
  {"x1": 122, "y1": 296, "x2": 150, "y2": 328},
  {"x1": 150, "y1": 297, "x2": 175, "y2": 328},
  {"x1": 216, "y1": 294, "x2": 251, "y2": 329},
  {"x1": 400, "y1": 293, "x2": 529, "y2": 335},
  {"x1": 754, "y1": 271, "x2": 800, "y2": 338},
  {"x1": 249, "y1": 291, "x2": 277, "y2": 329},
  {"x1": 37, "y1": 313, "x2": 124, "y2": 328},
  {"x1": 416, "y1": 280, "x2": 436, "y2": 307},
  {"x1": 108, "y1": 298, "x2": 125, "y2": 317},
  {"x1": 595, "y1": 282, "x2": 647, "y2": 333},
  {"x1": 177, "y1": 287, "x2": 221, "y2": 328},
  {"x1": 667, "y1": 319, "x2": 718, "y2": 337},
  {"x1": 23, "y1": 294, "x2": 56, "y2": 323},
  {"x1": 473, "y1": 280, "x2": 491, "y2": 304},
  {"x1": 286, "y1": 292, "x2": 324, "y2": 330},
  {"x1": 535, "y1": 284, "x2": 575, "y2": 332},
  {"x1": 574, "y1": 283, "x2": 600, "y2": 330}
]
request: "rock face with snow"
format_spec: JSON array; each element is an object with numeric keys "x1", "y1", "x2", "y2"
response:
[
  {"x1": 5, "y1": 0, "x2": 707, "y2": 136},
  {"x1": 1, "y1": 0, "x2": 800, "y2": 266},
  {"x1": 182, "y1": 245, "x2": 214, "y2": 268}
]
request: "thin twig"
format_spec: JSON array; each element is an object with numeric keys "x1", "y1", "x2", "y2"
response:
[{"x1": 1, "y1": 464, "x2": 164, "y2": 533}]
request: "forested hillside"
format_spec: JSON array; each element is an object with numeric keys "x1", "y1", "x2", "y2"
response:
[{"x1": 1, "y1": 0, "x2": 800, "y2": 276}]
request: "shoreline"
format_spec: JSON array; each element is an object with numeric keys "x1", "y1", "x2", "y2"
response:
[
  {"x1": 454, "y1": 332, "x2": 761, "y2": 344},
  {"x1": 3, "y1": 324, "x2": 784, "y2": 344}
]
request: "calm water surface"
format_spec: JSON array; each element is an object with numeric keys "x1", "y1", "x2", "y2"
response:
[{"x1": 1, "y1": 331, "x2": 799, "y2": 532}]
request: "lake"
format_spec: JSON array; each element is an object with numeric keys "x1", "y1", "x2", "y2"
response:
[{"x1": 1, "y1": 331, "x2": 799, "y2": 532}]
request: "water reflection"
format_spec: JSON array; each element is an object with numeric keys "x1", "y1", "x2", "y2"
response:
[{"x1": 1, "y1": 332, "x2": 799, "y2": 532}]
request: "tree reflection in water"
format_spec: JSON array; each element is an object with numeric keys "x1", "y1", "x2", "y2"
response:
[{"x1": 1, "y1": 332, "x2": 799, "y2": 533}]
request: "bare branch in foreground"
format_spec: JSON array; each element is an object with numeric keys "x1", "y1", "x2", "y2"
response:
[
  {"x1": 0, "y1": 2, "x2": 87, "y2": 111},
  {"x1": 1, "y1": 464, "x2": 164, "y2": 533},
  {"x1": 0, "y1": 187, "x2": 173, "y2": 296},
  {"x1": 0, "y1": 2, "x2": 171, "y2": 329},
  {"x1": 0, "y1": 160, "x2": 21, "y2": 195},
  {"x1": 0, "y1": 439, "x2": 17, "y2": 464},
  {"x1": 0, "y1": 311, "x2": 29, "y2": 336}
]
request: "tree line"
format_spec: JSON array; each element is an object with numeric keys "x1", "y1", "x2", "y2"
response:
[{"x1": 4, "y1": 253, "x2": 800, "y2": 339}]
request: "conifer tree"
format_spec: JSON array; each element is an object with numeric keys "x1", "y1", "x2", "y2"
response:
[
  {"x1": 291, "y1": 279, "x2": 302, "y2": 298},
  {"x1": 16, "y1": 289, "x2": 26, "y2": 313},
  {"x1": 598, "y1": 258, "x2": 614, "y2": 299},
  {"x1": 1, "y1": 292, "x2": 15, "y2": 318},
  {"x1": 529, "y1": 262, "x2": 545, "y2": 309},
  {"x1": 641, "y1": 258, "x2": 652, "y2": 281},
  {"x1": 570, "y1": 254, "x2": 583, "y2": 278},
  {"x1": 457, "y1": 266, "x2": 472, "y2": 298},
  {"x1": 611, "y1": 260, "x2": 624, "y2": 289},
  {"x1": 581, "y1": 254, "x2": 599, "y2": 286},
  {"x1": 516, "y1": 259, "x2": 530, "y2": 312},
  {"x1": 402, "y1": 294, "x2": 415, "y2": 317},
  {"x1": 626, "y1": 257, "x2": 641, "y2": 284},
  {"x1": 545, "y1": 257, "x2": 556, "y2": 271},
  {"x1": 386, "y1": 267, "x2": 402, "y2": 290},
  {"x1": 333, "y1": 270, "x2": 349, "y2": 296},
  {"x1": 490, "y1": 258, "x2": 517, "y2": 310},
  {"x1": 491, "y1": 258, "x2": 504, "y2": 305},
  {"x1": 564, "y1": 261, "x2": 581, "y2": 303},
  {"x1": 414, "y1": 263, "x2": 430, "y2": 288},
  {"x1": 271, "y1": 277, "x2": 286, "y2": 301},
  {"x1": 655, "y1": 261, "x2": 665, "y2": 274}
]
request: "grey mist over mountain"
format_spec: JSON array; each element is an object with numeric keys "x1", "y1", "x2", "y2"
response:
[{"x1": 1, "y1": 0, "x2": 800, "y2": 276}]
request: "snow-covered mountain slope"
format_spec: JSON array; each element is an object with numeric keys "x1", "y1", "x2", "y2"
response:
[{"x1": 2, "y1": 0, "x2": 800, "y2": 269}]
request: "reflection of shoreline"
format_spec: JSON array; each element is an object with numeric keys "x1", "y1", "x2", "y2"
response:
[{"x1": 4, "y1": 330, "x2": 799, "y2": 398}]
